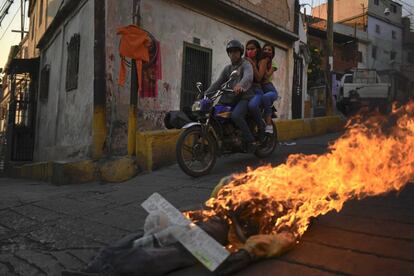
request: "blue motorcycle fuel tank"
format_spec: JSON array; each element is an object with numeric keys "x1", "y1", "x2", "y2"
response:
[{"x1": 214, "y1": 105, "x2": 233, "y2": 121}]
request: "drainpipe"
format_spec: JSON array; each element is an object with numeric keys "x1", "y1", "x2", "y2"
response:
[
  {"x1": 92, "y1": 0, "x2": 107, "y2": 159},
  {"x1": 127, "y1": 0, "x2": 141, "y2": 156}
]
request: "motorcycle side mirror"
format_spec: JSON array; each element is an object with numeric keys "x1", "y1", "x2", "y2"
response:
[
  {"x1": 230, "y1": 70, "x2": 238, "y2": 79},
  {"x1": 196, "y1": 82, "x2": 203, "y2": 92}
]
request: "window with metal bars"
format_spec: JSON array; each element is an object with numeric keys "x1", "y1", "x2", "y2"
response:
[
  {"x1": 181, "y1": 42, "x2": 212, "y2": 110},
  {"x1": 39, "y1": 65, "x2": 50, "y2": 101},
  {"x1": 372, "y1": 45, "x2": 377, "y2": 59},
  {"x1": 390, "y1": 51, "x2": 396, "y2": 61},
  {"x1": 66, "y1": 33, "x2": 81, "y2": 92}
]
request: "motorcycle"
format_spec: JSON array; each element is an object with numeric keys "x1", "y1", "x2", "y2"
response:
[{"x1": 164, "y1": 71, "x2": 278, "y2": 177}]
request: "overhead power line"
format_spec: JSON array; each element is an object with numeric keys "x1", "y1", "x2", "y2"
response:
[
  {"x1": 0, "y1": 2, "x2": 20, "y2": 41},
  {"x1": 0, "y1": 0, "x2": 13, "y2": 27}
]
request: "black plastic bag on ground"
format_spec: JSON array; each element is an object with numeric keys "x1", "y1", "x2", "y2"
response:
[
  {"x1": 164, "y1": 111, "x2": 192, "y2": 129},
  {"x1": 78, "y1": 217, "x2": 229, "y2": 276}
]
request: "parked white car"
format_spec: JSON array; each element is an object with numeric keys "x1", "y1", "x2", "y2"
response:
[{"x1": 337, "y1": 69, "x2": 391, "y2": 114}]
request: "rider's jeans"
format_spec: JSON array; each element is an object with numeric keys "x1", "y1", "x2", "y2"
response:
[
  {"x1": 231, "y1": 99, "x2": 255, "y2": 143},
  {"x1": 248, "y1": 93, "x2": 264, "y2": 133},
  {"x1": 262, "y1": 83, "x2": 278, "y2": 117}
]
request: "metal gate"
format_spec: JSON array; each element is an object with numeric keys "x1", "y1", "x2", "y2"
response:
[
  {"x1": 181, "y1": 42, "x2": 212, "y2": 110},
  {"x1": 6, "y1": 58, "x2": 39, "y2": 162},
  {"x1": 292, "y1": 55, "x2": 303, "y2": 119}
]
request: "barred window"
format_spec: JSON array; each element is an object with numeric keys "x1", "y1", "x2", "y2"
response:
[
  {"x1": 357, "y1": 51, "x2": 363, "y2": 62},
  {"x1": 181, "y1": 42, "x2": 212, "y2": 110},
  {"x1": 390, "y1": 51, "x2": 396, "y2": 61},
  {"x1": 66, "y1": 34, "x2": 81, "y2": 91},
  {"x1": 39, "y1": 65, "x2": 50, "y2": 101},
  {"x1": 408, "y1": 51, "x2": 414, "y2": 63},
  {"x1": 372, "y1": 46, "x2": 377, "y2": 59}
]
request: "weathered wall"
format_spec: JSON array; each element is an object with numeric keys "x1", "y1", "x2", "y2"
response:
[
  {"x1": 105, "y1": 0, "x2": 294, "y2": 155},
  {"x1": 34, "y1": 0, "x2": 94, "y2": 161},
  {"x1": 367, "y1": 16, "x2": 403, "y2": 71},
  {"x1": 358, "y1": 41, "x2": 369, "y2": 69},
  {"x1": 27, "y1": 0, "x2": 60, "y2": 59},
  {"x1": 140, "y1": 0, "x2": 292, "y2": 120},
  {"x1": 368, "y1": 0, "x2": 402, "y2": 25},
  {"x1": 312, "y1": 0, "x2": 368, "y2": 22},
  {"x1": 228, "y1": 0, "x2": 295, "y2": 32},
  {"x1": 308, "y1": 35, "x2": 358, "y2": 74},
  {"x1": 105, "y1": 0, "x2": 134, "y2": 156}
]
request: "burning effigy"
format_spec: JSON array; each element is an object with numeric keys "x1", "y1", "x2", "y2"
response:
[
  {"x1": 73, "y1": 102, "x2": 414, "y2": 276},
  {"x1": 185, "y1": 101, "x2": 414, "y2": 258}
]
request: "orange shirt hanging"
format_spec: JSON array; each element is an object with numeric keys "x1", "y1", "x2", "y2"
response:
[{"x1": 117, "y1": 25, "x2": 150, "y2": 93}]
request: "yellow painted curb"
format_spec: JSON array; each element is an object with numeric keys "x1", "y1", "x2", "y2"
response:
[
  {"x1": 10, "y1": 157, "x2": 140, "y2": 185},
  {"x1": 11, "y1": 162, "x2": 52, "y2": 182},
  {"x1": 136, "y1": 116, "x2": 345, "y2": 172},
  {"x1": 136, "y1": 129, "x2": 181, "y2": 171},
  {"x1": 92, "y1": 106, "x2": 107, "y2": 159},
  {"x1": 100, "y1": 157, "x2": 138, "y2": 183}
]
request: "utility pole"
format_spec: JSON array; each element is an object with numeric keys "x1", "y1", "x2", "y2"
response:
[
  {"x1": 326, "y1": 0, "x2": 334, "y2": 115},
  {"x1": 20, "y1": 0, "x2": 24, "y2": 40},
  {"x1": 128, "y1": 0, "x2": 140, "y2": 156},
  {"x1": 11, "y1": 0, "x2": 28, "y2": 40}
]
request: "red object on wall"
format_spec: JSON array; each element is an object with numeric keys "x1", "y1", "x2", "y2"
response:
[
  {"x1": 117, "y1": 25, "x2": 150, "y2": 93},
  {"x1": 141, "y1": 41, "x2": 162, "y2": 98}
]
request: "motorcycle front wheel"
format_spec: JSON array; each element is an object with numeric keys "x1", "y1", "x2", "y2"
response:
[{"x1": 176, "y1": 126, "x2": 217, "y2": 177}]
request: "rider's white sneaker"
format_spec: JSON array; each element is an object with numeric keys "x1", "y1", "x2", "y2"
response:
[{"x1": 265, "y1": 125, "x2": 274, "y2": 134}]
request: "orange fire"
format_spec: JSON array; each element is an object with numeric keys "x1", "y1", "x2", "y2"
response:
[{"x1": 193, "y1": 101, "x2": 414, "y2": 241}]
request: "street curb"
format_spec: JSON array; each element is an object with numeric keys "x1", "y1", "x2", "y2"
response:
[
  {"x1": 8, "y1": 116, "x2": 345, "y2": 184},
  {"x1": 136, "y1": 116, "x2": 345, "y2": 171},
  {"x1": 9, "y1": 156, "x2": 138, "y2": 185}
]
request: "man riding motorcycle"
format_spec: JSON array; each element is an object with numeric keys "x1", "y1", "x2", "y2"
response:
[{"x1": 204, "y1": 40, "x2": 257, "y2": 152}]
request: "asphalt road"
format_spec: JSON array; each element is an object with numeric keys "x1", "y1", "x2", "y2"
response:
[{"x1": 1, "y1": 132, "x2": 413, "y2": 275}]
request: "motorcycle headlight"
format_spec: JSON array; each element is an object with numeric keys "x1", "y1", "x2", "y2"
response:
[{"x1": 192, "y1": 100, "x2": 201, "y2": 112}]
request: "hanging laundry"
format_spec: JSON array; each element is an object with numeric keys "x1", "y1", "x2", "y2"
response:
[
  {"x1": 117, "y1": 25, "x2": 150, "y2": 93},
  {"x1": 141, "y1": 41, "x2": 162, "y2": 98}
]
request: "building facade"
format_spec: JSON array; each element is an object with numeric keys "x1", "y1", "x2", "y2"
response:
[
  {"x1": 0, "y1": 0, "x2": 60, "y2": 165},
  {"x1": 402, "y1": 17, "x2": 414, "y2": 80},
  {"x1": 32, "y1": 0, "x2": 301, "y2": 162},
  {"x1": 313, "y1": 0, "x2": 404, "y2": 72}
]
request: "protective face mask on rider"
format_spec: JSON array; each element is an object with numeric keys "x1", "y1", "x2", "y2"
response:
[{"x1": 246, "y1": 50, "x2": 257, "y2": 59}]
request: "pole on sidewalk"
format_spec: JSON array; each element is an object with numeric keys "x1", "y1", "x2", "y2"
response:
[
  {"x1": 326, "y1": 0, "x2": 334, "y2": 115},
  {"x1": 127, "y1": 0, "x2": 141, "y2": 156},
  {"x1": 92, "y1": 0, "x2": 107, "y2": 159}
]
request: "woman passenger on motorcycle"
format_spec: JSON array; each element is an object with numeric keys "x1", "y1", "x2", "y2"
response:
[
  {"x1": 261, "y1": 43, "x2": 279, "y2": 134},
  {"x1": 245, "y1": 39, "x2": 268, "y2": 140}
]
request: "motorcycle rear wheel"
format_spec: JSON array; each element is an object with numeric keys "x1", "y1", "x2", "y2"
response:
[
  {"x1": 176, "y1": 126, "x2": 217, "y2": 177},
  {"x1": 255, "y1": 123, "x2": 278, "y2": 158}
]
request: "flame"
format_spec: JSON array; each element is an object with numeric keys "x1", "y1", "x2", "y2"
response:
[{"x1": 191, "y1": 101, "x2": 414, "y2": 241}]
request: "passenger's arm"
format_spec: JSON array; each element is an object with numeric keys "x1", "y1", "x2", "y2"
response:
[
  {"x1": 264, "y1": 66, "x2": 276, "y2": 81},
  {"x1": 254, "y1": 59, "x2": 268, "y2": 83}
]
